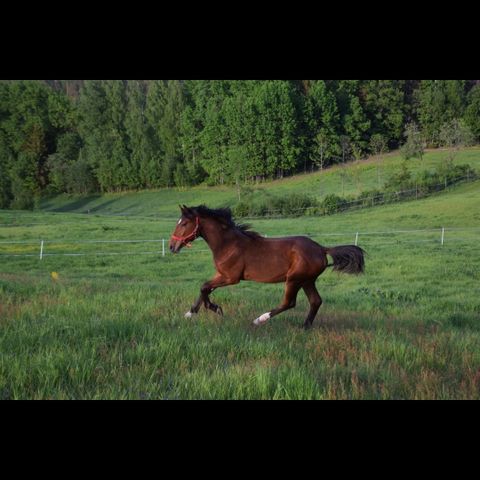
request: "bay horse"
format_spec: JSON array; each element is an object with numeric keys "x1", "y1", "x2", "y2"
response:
[{"x1": 169, "y1": 205, "x2": 365, "y2": 329}]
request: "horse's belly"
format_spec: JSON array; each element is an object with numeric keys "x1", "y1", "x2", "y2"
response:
[
  {"x1": 242, "y1": 256, "x2": 290, "y2": 283},
  {"x1": 243, "y1": 270, "x2": 287, "y2": 283}
]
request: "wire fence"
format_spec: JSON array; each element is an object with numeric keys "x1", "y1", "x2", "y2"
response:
[
  {"x1": 235, "y1": 173, "x2": 478, "y2": 219},
  {"x1": 1, "y1": 169, "x2": 479, "y2": 260},
  {"x1": 1, "y1": 227, "x2": 479, "y2": 259}
]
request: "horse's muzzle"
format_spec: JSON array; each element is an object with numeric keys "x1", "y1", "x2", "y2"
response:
[{"x1": 169, "y1": 239, "x2": 181, "y2": 254}]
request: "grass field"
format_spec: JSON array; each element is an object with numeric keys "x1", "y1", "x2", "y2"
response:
[{"x1": 1, "y1": 149, "x2": 480, "y2": 399}]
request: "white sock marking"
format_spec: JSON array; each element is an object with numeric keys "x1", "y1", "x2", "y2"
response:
[
  {"x1": 185, "y1": 311, "x2": 193, "y2": 318},
  {"x1": 253, "y1": 312, "x2": 271, "y2": 326}
]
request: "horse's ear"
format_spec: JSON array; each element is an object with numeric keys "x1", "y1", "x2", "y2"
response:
[{"x1": 181, "y1": 205, "x2": 194, "y2": 218}]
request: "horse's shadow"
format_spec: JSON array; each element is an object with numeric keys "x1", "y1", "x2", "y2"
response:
[{"x1": 267, "y1": 307, "x2": 381, "y2": 332}]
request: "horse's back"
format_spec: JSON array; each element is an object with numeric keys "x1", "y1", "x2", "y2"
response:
[{"x1": 263, "y1": 235, "x2": 325, "y2": 253}]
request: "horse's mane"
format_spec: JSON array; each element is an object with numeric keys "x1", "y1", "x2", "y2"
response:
[{"x1": 193, "y1": 205, "x2": 261, "y2": 239}]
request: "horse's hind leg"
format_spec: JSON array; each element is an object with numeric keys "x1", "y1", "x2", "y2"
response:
[
  {"x1": 302, "y1": 281, "x2": 322, "y2": 330},
  {"x1": 253, "y1": 279, "x2": 302, "y2": 326}
]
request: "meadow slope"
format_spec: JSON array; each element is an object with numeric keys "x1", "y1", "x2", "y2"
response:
[{"x1": 38, "y1": 147, "x2": 480, "y2": 217}]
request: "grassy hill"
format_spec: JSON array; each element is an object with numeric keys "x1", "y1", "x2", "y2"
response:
[
  {"x1": 37, "y1": 147, "x2": 480, "y2": 218},
  {"x1": 1, "y1": 176, "x2": 480, "y2": 243}
]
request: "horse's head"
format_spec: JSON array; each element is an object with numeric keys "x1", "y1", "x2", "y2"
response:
[{"x1": 169, "y1": 205, "x2": 200, "y2": 254}]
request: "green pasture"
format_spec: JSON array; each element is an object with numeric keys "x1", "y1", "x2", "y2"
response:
[{"x1": 1, "y1": 170, "x2": 480, "y2": 399}]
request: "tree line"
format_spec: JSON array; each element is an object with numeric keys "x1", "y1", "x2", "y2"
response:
[{"x1": 0, "y1": 79, "x2": 479, "y2": 209}]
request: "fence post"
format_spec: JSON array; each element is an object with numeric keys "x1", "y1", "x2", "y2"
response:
[
  {"x1": 162, "y1": 238, "x2": 165, "y2": 257},
  {"x1": 40, "y1": 240, "x2": 44, "y2": 260},
  {"x1": 441, "y1": 227, "x2": 445, "y2": 246},
  {"x1": 355, "y1": 232, "x2": 359, "y2": 246}
]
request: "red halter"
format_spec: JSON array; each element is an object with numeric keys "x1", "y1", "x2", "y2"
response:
[{"x1": 171, "y1": 217, "x2": 200, "y2": 248}]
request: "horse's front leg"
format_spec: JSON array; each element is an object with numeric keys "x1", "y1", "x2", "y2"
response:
[
  {"x1": 185, "y1": 274, "x2": 237, "y2": 318},
  {"x1": 185, "y1": 281, "x2": 220, "y2": 317}
]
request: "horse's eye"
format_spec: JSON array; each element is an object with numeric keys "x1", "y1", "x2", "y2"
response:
[{"x1": 181, "y1": 222, "x2": 188, "y2": 227}]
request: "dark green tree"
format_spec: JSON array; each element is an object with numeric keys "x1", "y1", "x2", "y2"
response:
[
  {"x1": 415, "y1": 80, "x2": 467, "y2": 146},
  {"x1": 0, "y1": 130, "x2": 12, "y2": 208},
  {"x1": 361, "y1": 80, "x2": 406, "y2": 148},
  {"x1": 103, "y1": 80, "x2": 132, "y2": 190},
  {"x1": 304, "y1": 80, "x2": 340, "y2": 170},
  {"x1": 464, "y1": 83, "x2": 480, "y2": 140},
  {"x1": 1, "y1": 81, "x2": 54, "y2": 208},
  {"x1": 146, "y1": 80, "x2": 185, "y2": 187},
  {"x1": 78, "y1": 80, "x2": 112, "y2": 191},
  {"x1": 401, "y1": 122, "x2": 424, "y2": 161},
  {"x1": 251, "y1": 81, "x2": 301, "y2": 179},
  {"x1": 125, "y1": 80, "x2": 158, "y2": 188}
]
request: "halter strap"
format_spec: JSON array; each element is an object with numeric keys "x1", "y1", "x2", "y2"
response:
[{"x1": 171, "y1": 217, "x2": 200, "y2": 247}]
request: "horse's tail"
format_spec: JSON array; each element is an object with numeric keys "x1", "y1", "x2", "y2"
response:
[{"x1": 324, "y1": 245, "x2": 366, "y2": 274}]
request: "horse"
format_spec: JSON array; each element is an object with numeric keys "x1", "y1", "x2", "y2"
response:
[{"x1": 169, "y1": 204, "x2": 365, "y2": 329}]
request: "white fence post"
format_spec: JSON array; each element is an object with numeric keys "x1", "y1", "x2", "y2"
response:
[
  {"x1": 355, "y1": 232, "x2": 359, "y2": 246},
  {"x1": 40, "y1": 240, "x2": 44, "y2": 260},
  {"x1": 162, "y1": 238, "x2": 165, "y2": 257},
  {"x1": 441, "y1": 227, "x2": 445, "y2": 246}
]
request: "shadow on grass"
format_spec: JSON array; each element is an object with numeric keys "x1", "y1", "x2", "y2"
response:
[
  {"x1": 87, "y1": 199, "x2": 123, "y2": 214},
  {"x1": 41, "y1": 196, "x2": 147, "y2": 217},
  {"x1": 41, "y1": 195, "x2": 103, "y2": 213},
  {"x1": 264, "y1": 309, "x2": 370, "y2": 332}
]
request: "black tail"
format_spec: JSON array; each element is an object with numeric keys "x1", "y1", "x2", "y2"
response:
[{"x1": 325, "y1": 245, "x2": 366, "y2": 274}]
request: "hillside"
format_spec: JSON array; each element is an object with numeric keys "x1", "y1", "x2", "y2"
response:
[
  {"x1": 1, "y1": 175, "x2": 478, "y2": 245},
  {"x1": 38, "y1": 147, "x2": 480, "y2": 218},
  {"x1": 1, "y1": 147, "x2": 479, "y2": 248}
]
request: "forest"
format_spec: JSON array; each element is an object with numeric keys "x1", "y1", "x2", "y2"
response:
[{"x1": 1, "y1": 80, "x2": 479, "y2": 209}]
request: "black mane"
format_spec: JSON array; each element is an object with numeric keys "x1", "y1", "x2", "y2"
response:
[{"x1": 192, "y1": 205, "x2": 261, "y2": 238}]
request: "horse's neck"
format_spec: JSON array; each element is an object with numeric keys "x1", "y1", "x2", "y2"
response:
[{"x1": 200, "y1": 220, "x2": 242, "y2": 256}]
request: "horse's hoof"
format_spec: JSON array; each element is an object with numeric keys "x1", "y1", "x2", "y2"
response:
[
  {"x1": 185, "y1": 311, "x2": 193, "y2": 318},
  {"x1": 253, "y1": 312, "x2": 270, "y2": 326},
  {"x1": 216, "y1": 306, "x2": 224, "y2": 316}
]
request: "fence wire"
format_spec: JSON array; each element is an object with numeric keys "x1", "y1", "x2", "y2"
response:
[{"x1": 0, "y1": 226, "x2": 479, "y2": 259}]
